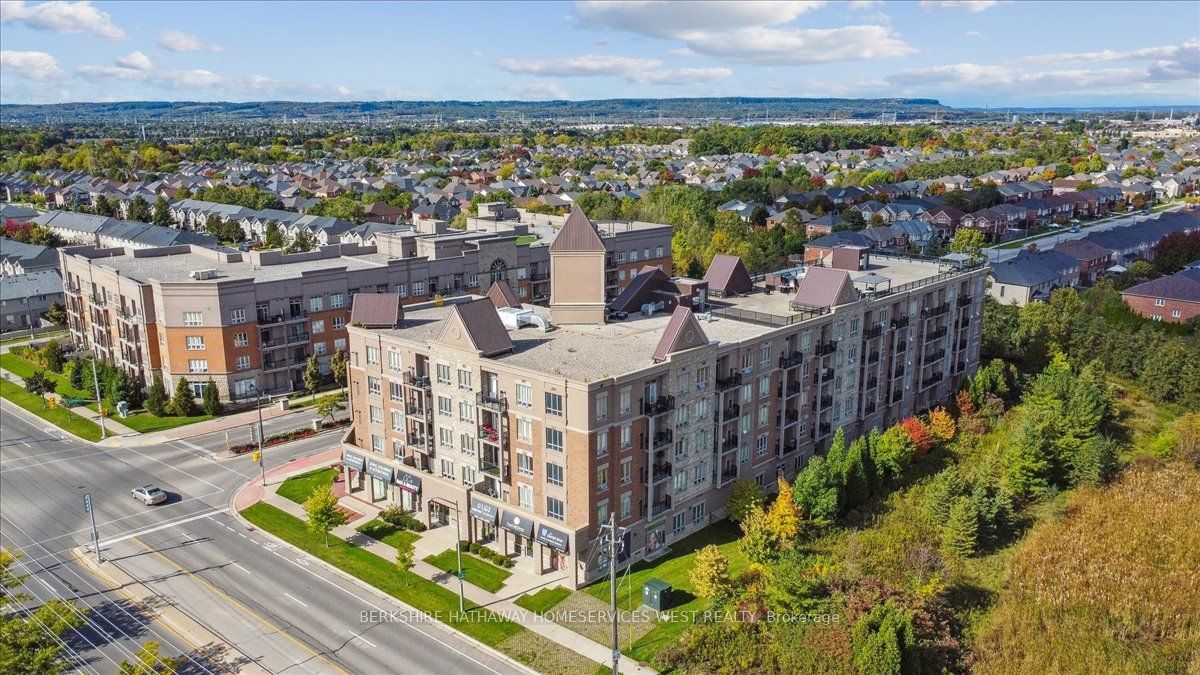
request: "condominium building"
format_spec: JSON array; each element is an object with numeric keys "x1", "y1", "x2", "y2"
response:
[
  {"x1": 340, "y1": 207, "x2": 987, "y2": 588},
  {"x1": 57, "y1": 208, "x2": 671, "y2": 402}
]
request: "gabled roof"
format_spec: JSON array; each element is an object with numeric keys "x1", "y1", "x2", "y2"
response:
[
  {"x1": 652, "y1": 306, "x2": 710, "y2": 362},
  {"x1": 350, "y1": 293, "x2": 404, "y2": 328},
  {"x1": 793, "y1": 266, "x2": 858, "y2": 308},
  {"x1": 703, "y1": 254, "x2": 753, "y2": 295},
  {"x1": 437, "y1": 298, "x2": 514, "y2": 357},
  {"x1": 609, "y1": 265, "x2": 670, "y2": 313},
  {"x1": 1122, "y1": 267, "x2": 1200, "y2": 302},
  {"x1": 485, "y1": 279, "x2": 521, "y2": 309},
  {"x1": 549, "y1": 204, "x2": 605, "y2": 253}
]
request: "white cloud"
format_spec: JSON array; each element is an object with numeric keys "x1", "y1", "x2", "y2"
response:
[
  {"x1": 156, "y1": 29, "x2": 223, "y2": 53},
  {"x1": 0, "y1": 49, "x2": 64, "y2": 79},
  {"x1": 964, "y1": 30, "x2": 983, "y2": 38},
  {"x1": 115, "y1": 50, "x2": 151, "y2": 71},
  {"x1": 506, "y1": 82, "x2": 571, "y2": 100},
  {"x1": 669, "y1": 47, "x2": 698, "y2": 57},
  {"x1": 575, "y1": 0, "x2": 913, "y2": 64},
  {"x1": 496, "y1": 54, "x2": 662, "y2": 78},
  {"x1": 469, "y1": 50, "x2": 485, "y2": 58},
  {"x1": 627, "y1": 66, "x2": 732, "y2": 85},
  {"x1": 919, "y1": 1, "x2": 1001, "y2": 12},
  {"x1": 1027, "y1": 38, "x2": 1199, "y2": 65},
  {"x1": 594, "y1": 37, "x2": 611, "y2": 46},
  {"x1": 76, "y1": 62, "x2": 349, "y2": 98},
  {"x1": 847, "y1": 0, "x2": 882, "y2": 8},
  {"x1": 0, "y1": 0, "x2": 125, "y2": 40}
]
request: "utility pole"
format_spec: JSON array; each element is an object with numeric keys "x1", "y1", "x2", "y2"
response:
[
  {"x1": 87, "y1": 348, "x2": 106, "y2": 439},
  {"x1": 601, "y1": 513, "x2": 625, "y2": 675},
  {"x1": 454, "y1": 500, "x2": 465, "y2": 612},
  {"x1": 84, "y1": 493, "x2": 100, "y2": 562},
  {"x1": 252, "y1": 381, "x2": 266, "y2": 485}
]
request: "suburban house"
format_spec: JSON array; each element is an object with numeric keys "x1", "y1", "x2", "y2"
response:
[
  {"x1": 987, "y1": 249, "x2": 1081, "y2": 306},
  {"x1": 1121, "y1": 267, "x2": 1200, "y2": 323}
]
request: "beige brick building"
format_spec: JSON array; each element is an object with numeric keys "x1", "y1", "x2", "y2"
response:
[{"x1": 340, "y1": 208, "x2": 988, "y2": 588}]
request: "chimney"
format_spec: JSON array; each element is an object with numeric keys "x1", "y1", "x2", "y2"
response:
[{"x1": 548, "y1": 205, "x2": 607, "y2": 325}]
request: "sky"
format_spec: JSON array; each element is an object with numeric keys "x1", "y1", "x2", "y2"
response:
[{"x1": 1, "y1": 0, "x2": 1198, "y2": 108}]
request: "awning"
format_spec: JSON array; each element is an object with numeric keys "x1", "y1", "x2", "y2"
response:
[
  {"x1": 342, "y1": 451, "x2": 365, "y2": 471},
  {"x1": 470, "y1": 497, "x2": 498, "y2": 524},
  {"x1": 365, "y1": 459, "x2": 393, "y2": 483},
  {"x1": 535, "y1": 524, "x2": 570, "y2": 553},
  {"x1": 499, "y1": 510, "x2": 534, "y2": 538},
  {"x1": 394, "y1": 470, "x2": 422, "y2": 494}
]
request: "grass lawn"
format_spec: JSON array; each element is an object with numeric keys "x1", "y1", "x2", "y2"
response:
[
  {"x1": 0, "y1": 352, "x2": 92, "y2": 400},
  {"x1": 579, "y1": 519, "x2": 749, "y2": 665},
  {"x1": 0, "y1": 329, "x2": 67, "y2": 346},
  {"x1": 114, "y1": 410, "x2": 213, "y2": 433},
  {"x1": 276, "y1": 467, "x2": 337, "y2": 504},
  {"x1": 515, "y1": 234, "x2": 539, "y2": 246},
  {"x1": 425, "y1": 548, "x2": 512, "y2": 593},
  {"x1": 515, "y1": 586, "x2": 571, "y2": 614},
  {"x1": 0, "y1": 378, "x2": 103, "y2": 442},
  {"x1": 356, "y1": 518, "x2": 419, "y2": 549}
]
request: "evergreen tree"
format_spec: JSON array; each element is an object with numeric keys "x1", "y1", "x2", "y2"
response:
[
  {"x1": 792, "y1": 456, "x2": 840, "y2": 527},
  {"x1": 201, "y1": 379, "x2": 223, "y2": 417},
  {"x1": 941, "y1": 497, "x2": 979, "y2": 557},
  {"x1": 127, "y1": 195, "x2": 151, "y2": 222},
  {"x1": 287, "y1": 229, "x2": 318, "y2": 253},
  {"x1": 264, "y1": 221, "x2": 285, "y2": 248},
  {"x1": 1068, "y1": 436, "x2": 1118, "y2": 488},
  {"x1": 145, "y1": 374, "x2": 167, "y2": 416},
  {"x1": 167, "y1": 377, "x2": 196, "y2": 417},
  {"x1": 840, "y1": 436, "x2": 875, "y2": 510},
  {"x1": 851, "y1": 602, "x2": 918, "y2": 675},
  {"x1": 69, "y1": 359, "x2": 87, "y2": 391},
  {"x1": 152, "y1": 195, "x2": 172, "y2": 226},
  {"x1": 23, "y1": 371, "x2": 55, "y2": 407},
  {"x1": 924, "y1": 468, "x2": 966, "y2": 524},
  {"x1": 41, "y1": 340, "x2": 65, "y2": 374}
]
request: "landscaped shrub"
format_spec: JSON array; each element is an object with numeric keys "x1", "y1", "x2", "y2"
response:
[
  {"x1": 379, "y1": 505, "x2": 427, "y2": 532},
  {"x1": 458, "y1": 539, "x2": 516, "y2": 568}
]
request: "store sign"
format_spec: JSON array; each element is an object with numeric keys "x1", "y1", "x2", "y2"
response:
[
  {"x1": 500, "y1": 510, "x2": 533, "y2": 537},
  {"x1": 342, "y1": 451, "x2": 365, "y2": 471},
  {"x1": 535, "y1": 524, "x2": 570, "y2": 553},
  {"x1": 366, "y1": 459, "x2": 393, "y2": 483},
  {"x1": 394, "y1": 470, "x2": 422, "y2": 494},
  {"x1": 470, "y1": 497, "x2": 498, "y2": 523}
]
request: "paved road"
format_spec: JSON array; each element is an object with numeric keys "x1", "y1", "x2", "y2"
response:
[
  {"x1": 0, "y1": 402, "x2": 525, "y2": 675},
  {"x1": 983, "y1": 206, "x2": 1182, "y2": 263}
]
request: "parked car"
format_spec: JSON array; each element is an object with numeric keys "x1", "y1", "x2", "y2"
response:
[
  {"x1": 1068, "y1": 226, "x2": 1081, "y2": 233},
  {"x1": 131, "y1": 485, "x2": 167, "y2": 505}
]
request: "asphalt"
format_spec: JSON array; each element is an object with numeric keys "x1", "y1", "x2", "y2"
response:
[
  {"x1": 983, "y1": 206, "x2": 1179, "y2": 263},
  {"x1": 0, "y1": 401, "x2": 526, "y2": 675}
]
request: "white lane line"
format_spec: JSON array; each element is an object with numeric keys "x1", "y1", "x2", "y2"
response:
[
  {"x1": 283, "y1": 592, "x2": 308, "y2": 607},
  {"x1": 19, "y1": 441, "x2": 31, "y2": 448},
  {"x1": 0, "y1": 452, "x2": 94, "y2": 472},
  {"x1": 231, "y1": 562, "x2": 251, "y2": 574},
  {"x1": 351, "y1": 633, "x2": 376, "y2": 648},
  {"x1": 117, "y1": 445, "x2": 223, "y2": 491},
  {"x1": 98, "y1": 508, "x2": 226, "y2": 548},
  {"x1": 38, "y1": 577, "x2": 55, "y2": 592}
]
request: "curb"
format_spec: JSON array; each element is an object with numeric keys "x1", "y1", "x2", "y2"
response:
[
  {"x1": 70, "y1": 545, "x2": 269, "y2": 674},
  {"x1": 0, "y1": 394, "x2": 107, "y2": 448},
  {"x1": 227, "y1": 481, "x2": 538, "y2": 675},
  {"x1": 211, "y1": 424, "x2": 349, "y2": 462}
]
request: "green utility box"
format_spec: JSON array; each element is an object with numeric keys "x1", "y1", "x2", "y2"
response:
[{"x1": 642, "y1": 578, "x2": 673, "y2": 611}]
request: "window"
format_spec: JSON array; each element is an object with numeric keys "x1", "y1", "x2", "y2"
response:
[
  {"x1": 412, "y1": 281, "x2": 426, "y2": 296},
  {"x1": 309, "y1": 297, "x2": 323, "y2": 312},
  {"x1": 517, "y1": 452, "x2": 534, "y2": 476},
  {"x1": 595, "y1": 393, "x2": 609, "y2": 420},
  {"x1": 545, "y1": 392, "x2": 563, "y2": 416},
  {"x1": 188, "y1": 382, "x2": 207, "y2": 397},
  {"x1": 674, "y1": 472, "x2": 686, "y2": 493},
  {"x1": 334, "y1": 338, "x2": 347, "y2": 350},
  {"x1": 371, "y1": 435, "x2": 383, "y2": 453},
  {"x1": 673, "y1": 512, "x2": 686, "y2": 534},
  {"x1": 395, "y1": 284, "x2": 407, "y2": 298},
  {"x1": 391, "y1": 381, "x2": 403, "y2": 402},
  {"x1": 187, "y1": 359, "x2": 208, "y2": 373},
  {"x1": 457, "y1": 368, "x2": 472, "y2": 390},
  {"x1": 230, "y1": 308, "x2": 246, "y2": 324},
  {"x1": 620, "y1": 492, "x2": 631, "y2": 518},
  {"x1": 314, "y1": 340, "x2": 327, "y2": 356},
  {"x1": 546, "y1": 462, "x2": 564, "y2": 486},
  {"x1": 391, "y1": 410, "x2": 403, "y2": 431},
  {"x1": 692, "y1": 502, "x2": 706, "y2": 524},
  {"x1": 597, "y1": 500, "x2": 609, "y2": 524},
  {"x1": 546, "y1": 428, "x2": 564, "y2": 452},
  {"x1": 516, "y1": 383, "x2": 532, "y2": 408},
  {"x1": 436, "y1": 364, "x2": 451, "y2": 385},
  {"x1": 461, "y1": 466, "x2": 475, "y2": 487},
  {"x1": 596, "y1": 433, "x2": 609, "y2": 457},
  {"x1": 233, "y1": 332, "x2": 248, "y2": 347},
  {"x1": 1172, "y1": 309, "x2": 1182, "y2": 318},
  {"x1": 388, "y1": 350, "x2": 401, "y2": 371},
  {"x1": 620, "y1": 457, "x2": 632, "y2": 484},
  {"x1": 694, "y1": 462, "x2": 707, "y2": 485},
  {"x1": 1155, "y1": 298, "x2": 1166, "y2": 307},
  {"x1": 441, "y1": 459, "x2": 455, "y2": 479},
  {"x1": 619, "y1": 387, "x2": 631, "y2": 415},
  {"x1": 629, "y1": 250, "x2": 638, "y2": 263},
  {"x1": 311, "y1": 320, "x2": 325, "y2": 334},
  {"x1": 369, "y1": 405, "x2": 382, "y2": 424},
  {"x1": 655, "y1": 245, "x2": 664, "y2": 258},
  {"x1": 759, "y1": 375, "x2": 770, "y2": 397},
  {"x1": 516, "y1": 417, "x2": 533, "y2": 442},
  {"x1": 547, "y1": 497, "x2": 565, "y2": 521},
  {"x1": 367, "y1": 376, "x2": 381, "y2": 395},
  {"x1": 333, "y1": 317, "x2": 345, "y2": 330},
  {"x1": 620, "y1": 425, "x2": 632, "y2": 449},
  {"x1": 467, "y1": 274, "x2": 478, "y2": 287},
  {"x1": 438, "y1": 395, "x2": 452, "y2": 416},
  {"x1": 366, "y1": 346, "x2": 379, "y2": 365},
  {"x1": 597, "y1": 466, "x2": 609, "y2": 491},
  {"x1": 183, "y1": 312, "x2": 202, "y2": 326},
  {"x1": 439, "y1": 428, "x2": 454, "y2": 448},
  {"x1": 185, "y1": 336, "x2": 205, "y2": 350},
  {"x1": 758, "y1": 404, "x2": 768, "y2": 426},
  {"x1": 756, "y1": 434, "x2": 767, "y2": 456},
  {"x1": 760, "y1": 343, "x2": 771, "y2": 367},
  {"x1": 330, "y1": 293, "x2": 344, "y2": 309},
  {"x1": 458, "y1": 402, "x2": 475, "y2": 423},
  {"x1": 236, "y1": 355, "x2": 250, "y2": 370},
  {"x1": 518, "y1": 484, "x2": 533, "y2": 509}
]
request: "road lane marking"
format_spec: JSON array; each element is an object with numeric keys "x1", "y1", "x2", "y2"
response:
[
  {"x1": 132, "y1": 537, "x2": 349, "y2": 675},
  {"x1": 230, "y1": 562, "x2": 251, "y2": 574},
  {"x1": 351, "y1": 632, "x2": 377, "y2": 648},
  {"x1": 98, "y1": 508, "x2": 227, "y2": 548},
  {"x1": 283, "y1": 592, "x2": 308, "y2": 607}
]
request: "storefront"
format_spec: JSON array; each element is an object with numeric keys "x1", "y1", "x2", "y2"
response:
[
  {"x1": 365, "y1": 459, "x2": 393, "y2": 503},
  {"x1": 342, "y1": 451, "x2": 366, "y2": 495},
  {"x1": 535, "y1": 523, "x2": 570, "y2": 571},
  {"x1": 469, "y1": 497, "x2": 498, "y2": 544},
  {"x1": 393, "y1": 470, "x2": 422, "y2": 513},
  {"x1": 499, "y1": 510, "x2": 534, "y2": 558}
]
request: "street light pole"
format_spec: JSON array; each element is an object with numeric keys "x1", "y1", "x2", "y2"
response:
[
  {"x1": 453, "y1": 499, "x2": 465, "y2": 613},
  {"x1": 253, "y1": 381, "x2": 266, "y2": 486},
  {"x1": 82, "y1": 341, "x2": 107, "y2": 439}
]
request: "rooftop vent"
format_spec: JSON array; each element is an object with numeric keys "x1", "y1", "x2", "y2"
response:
[{"x1": 189, "y1": 269, "x2": 218, "y2": 280}]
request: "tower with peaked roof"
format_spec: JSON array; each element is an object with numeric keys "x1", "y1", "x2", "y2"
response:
[{"x1": 549, "y1": 205, "x2": 607, "y2": 325}]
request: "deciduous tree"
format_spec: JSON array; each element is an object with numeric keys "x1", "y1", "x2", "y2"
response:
[
  {"x1": 727, "y1": 478, "x2": 763, "y2": 522},
  {"x1": 304, "y1": 487, "x2": 347, "y2": 547},
  {"x1": 690, "y1": 544, "x2": 732, "y2": 601}
]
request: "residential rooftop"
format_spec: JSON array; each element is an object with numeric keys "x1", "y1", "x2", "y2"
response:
[{"x1": 73, "y1": 244, "x2": 394, "y2": 285}]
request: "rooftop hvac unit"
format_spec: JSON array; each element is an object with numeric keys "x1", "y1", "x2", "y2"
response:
[
  {"x1": 189, "y1": 269, "x2": 218, "y2": 280},
  {"x1": 641, "y1": 301, "x2": 665, "y2": 316}
]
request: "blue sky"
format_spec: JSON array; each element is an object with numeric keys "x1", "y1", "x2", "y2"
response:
[{"x1": 1, "y1": 0, "x2": 1197, "y2": 107}]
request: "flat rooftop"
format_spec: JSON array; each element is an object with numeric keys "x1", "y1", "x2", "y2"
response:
[
  {"x1": 90, "y1": 249, "x2": 394, "y2": 284},
  {"x1": 377, "y1": 299, "x2": 765, "y2": 382}
]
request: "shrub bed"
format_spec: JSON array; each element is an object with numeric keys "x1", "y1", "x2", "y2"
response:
[
  {"x1": 228, "y1": 423, "x2": 342, "y2": 454},
  {"x1": 459, "y1": 539, "x2": 516, "y2": 568},
  {"x1": 379, "y1": 505, "x2": 427, "y2": 532}
]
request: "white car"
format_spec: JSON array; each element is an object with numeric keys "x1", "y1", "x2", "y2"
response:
[{"x1": 131, "y1": 485, "x2": 167, "y2": 505}]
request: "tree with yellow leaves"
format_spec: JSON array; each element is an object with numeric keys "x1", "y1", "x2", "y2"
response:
[
  {"x1": 928, "y1": 407, "x2": 957, "y2": 444},
  {"x1": 764, "y1": 478, "x2": 801, "y2": 546}
]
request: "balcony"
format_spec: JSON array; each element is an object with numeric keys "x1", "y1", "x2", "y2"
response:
[
  {"x1": 957, "y1": 295, "x2": 972, "y2": 307},
  {"x1": 479, "y1": 459, "x2": 504, "y2": 478},
  {"x1": 815, "y1": 340, "x2": 837, "y2": 357},
  {"x1": 867, "y1": 352, "x2": 880, "y2": 365},
  {"x1": 958, "y1": 317, "x2": 971, "y2": 329},
  {"x1": 716, "y1": 372, "x2": 742, "y2": 391},
  {"x1": 722, "y1": 436, "x2": 739, "y2": 453},
  {"x1": 286, "y1": 331, "x2": 310, "y2": 345},
  {"x1": 402, "y1": 454, "x2": 434, "y2": 474},
  {"x1": 923, "y1": 372, "x2": 944, "y2": 389},
  {"x1": 283, "y1": 311, "x2": 309, "y2": 324},
  {"x1": 866, "y1": 377, "x2": 878, "y2": 390},
  {"x1": 642, "y1": 395, "x2": 675, "y2": 417},
  {"x1": 478, "y1": 424, "x2": 500, "y2": 443},
  {"x1": 652, "y1": 429, "x2": 673, "y2": 449},
  {"x1": 651, "y1": 462, "x2": 673, "y2": 485},
  {"x1": 403, "y1": 372, "x2": 432, "y2": 390},
  {"x1": 722, "y1": 403, "x2": 741, "y2": 419},
  {"x1": 405, "y1": 405, "x2": 428, "y2": 419},
  {"x1": 719, "y1": 466, "x2": 738, "y2": 484},
  {"x1": 262, "y1": 359, "x2": 293, "y2": 373},
  {"x1": 778, "y1": 352, "x2": 804, "y2": 369},
  {"x1": 819, "y1": 394, "x2": 833, "y2": 408},
  {"x1": 925, "y1": 349, "x2": 946, "y2": 363},
  {"x1": 406, "y1": 434, "x2": 429, "y2": 449},
  {"x1": 817, "y1": 422, "x2": 832, "y2": 437},
  {"x1": 891, "y1": 316, "x2": 910, "y2": 330},
  {"x1": 892, "y1": 389, "x2": 905, "y2": 403},
  {"x1": 926, "y1": 326, "x2": 947, "y2": 341},
  {"x1": 893, "y1": 365, "x2": 906, "y2": 378},
  {"x1": 819, "y1": 368, "x2": 835, "y2": 384},
  {"x1": 258, "y1": 313, "x2": 283, "y2": 326},
  {"x1": 651, "y1": 496, "x2": 672, "y2": 518},
  {"x1": 863, "y1": 325, "x2": 883, "y2": 339},
  {"x1": 529, "y1": 271, "x2": 550, "y2": 282},
  {"x1": 895, "y1": 339, "x2": 908, "y2": 353},
  {"x1": 476, "y1": 391, "x2": 508, "y2": 413},
  {"x1": 923, "y1": 302, "x2": 950, "y2": 317},
  {"x1": 776, "y1": 438, "x2": 797, "y2": 456},
  {"x1": 780, "y1": 408, "x2": 799, "y2": 425}
]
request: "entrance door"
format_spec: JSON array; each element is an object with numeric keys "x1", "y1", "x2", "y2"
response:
[
  {"x1": 550, "y1": 550, "x2": 565, "y2": 571},
  {"x1": 371, "y1": 477, "x2": 387, "y2": 503},
  {"x1": 512, "y1": 536, "x2": 523, "y2": 557},
  {"x1": 647, "y1": 381, "x2": 658, "y2": 404}
]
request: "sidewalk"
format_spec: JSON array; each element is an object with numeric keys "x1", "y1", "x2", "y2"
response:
[
  {"x1": 242, "y1": 459, "x2": 658, "y2": 675},
  {"x1": 0, "y1": 366, "x2": 138, "y2": 437},
  {"x1": 161, "y1": 403, "x2": 319, "y2": 441}
]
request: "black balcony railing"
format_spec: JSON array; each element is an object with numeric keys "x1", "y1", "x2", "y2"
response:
[
  {"x1": 863, "y1": 326, "x2": 883, "y2": 339},
  {"x1": 403, "y1": 372, "x2": 432, "y2": 390},
  {"x1": 653, "y1": 429, "x2": 674, "y2": 448},
  {"x1": 957, "y1": 295, "x2": 972, "y2": 307},
  {"x1": 926, "y1": 326, "x2": 947, "y2": 341},
  {"x1": 892, "y1": 389, "x2": 905, "y2": 403},
  {"x1": 720, "y1": 466, "x2": 738, "y2": 483},
  {"x1": 776, "y1": 438, "x2": 798, "y2": 456},
  {"x1": 642, "y1": 395, "x2": 676, "y2": 417},
  {"x1": 818, "y1": 422, "x2": 832, "y2": 436},
  {"x1": 723, "y1": 403, "x2": 741, "y2": 419},
  {"x1": 926, "y1": 349, "x2": 946, "y2": 363},
  {"x1": 958, "y1": 317, "x2": 971, "y2": 329},
  {"x1": 722, "y1": 436, "x2": 738, "y2": 453},
  {"x1": 476, "y1": 391, "x2": 508, "y2": 413},
  {"x1": 816, "y1": 340, "x2": 838, "y2": 356},
  {"x1": 529, "y1": 271, "x2": 550, "y2": 282},
  {"x1": 867, "y1": 352, "x2": 880, "y2": 364},
  {"x1": 779, "y1": 353, "x2": 804, "y2": 369},
  {"x1": 716, "y1": 372, "x2": 742, "y2": 391},
  {"x1": 651, "y1": 462, "x2": 673, "y2": 484},
  {"x1": 894, "y1": 365, "x2": 906, "y2": 378},
  {"x1": 478, "y1": 424, "x2": 500, "y2": 443},
  {"x1": 891, "y1": 316, "x2": 910, "y2": 330},
  {"x1": 923, "y1": 302, "x2": 950, "y2": 317},
  {"x1": 866, "y1": 377, "x2": 878, "y2": 390},
  {"x1": 819, "y1": 368, "x2": 835, "y2": 384},
  {"x1": 651, "y1": 496, "x2": 672, "y2": 517}
]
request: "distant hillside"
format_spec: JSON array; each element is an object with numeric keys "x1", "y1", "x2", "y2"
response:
[{"x1": 0, "y1": 97, "x2": 950, "y2": 124}]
